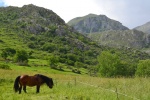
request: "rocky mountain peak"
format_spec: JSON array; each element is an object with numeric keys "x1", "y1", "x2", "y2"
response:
[{"x1": 67, "y1": 14, "x2": 129, "y2": 34}]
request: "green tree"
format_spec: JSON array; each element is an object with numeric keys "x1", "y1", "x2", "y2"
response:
[
  {"x1": 48, "y1": 55, "x2": 59, "y2": 69},
  {"x1": 74, "y1": 61, "x2": 83, "y2": 70},
  {"x1": 1, "y1": 48, "x2": 16, "y2": 59},
  {"x1": 67, "y1": 53, "x2": 78, "y2": 62},
  {"x1": 136, "y1": 59, "x2": 150, "y2": 77},
  {"x1": 1, "y1": 50, "x2": 7, "y2": 59},
  {"x1": 42, "y1": 43, "x2": 56, "y2": 52},
  {"x1": 14, "y1": 50, "x2": 28, "y2": 65},
  {"x1": 97, "y1": 51, "x2": 125, "y2": 77}
]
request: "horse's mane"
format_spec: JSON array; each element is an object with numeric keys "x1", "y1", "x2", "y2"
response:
[{"x1": 35, "y1": 74, "x2": 53, "y2": 86}]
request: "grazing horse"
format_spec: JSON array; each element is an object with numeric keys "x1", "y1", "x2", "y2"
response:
[{"x1": 13, "y1": 74, "x2": 54, "y2": 94}]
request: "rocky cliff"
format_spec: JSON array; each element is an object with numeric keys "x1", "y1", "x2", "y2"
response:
[
  {"x1": 67, "y1": 14, "x2": 129, "y2": 34},
  {"x1": 88, "y1": 30, "x2": 150, "y2": 49},
  {"x1": 134, "y1": 21, "x2": 150, "y2": 34}
]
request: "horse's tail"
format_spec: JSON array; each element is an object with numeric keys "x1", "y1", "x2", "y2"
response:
[{"x1": 13, "y1": 76, "x2": 20, "y2": 92}]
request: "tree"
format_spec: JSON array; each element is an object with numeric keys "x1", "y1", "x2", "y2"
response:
[
  {"x1": 74, "y1": 61, "x2": 83, "y2": 70},
  {"x1": 1, "y1": 50, "x2": 7, "y2": 59},
  {"x1": 48, "y1": 55, "x2": 59, "y2": 69},
  {"x1": 72, "y1": 61, "x2": 83, "y2": 74},
  {"x1": 97, "y1": 51, "x2": 125, "y2": 77},
  {"x1": 42, "y1": 43, "x2": 56, "y2": 52},
  {"x1": 14, "y1": 50, "x2": 28, "y2": 65},
  {"x1": 1, "y1": 48, "x2": 16, "y2": 59},
  {"x1": 136, "y1": 59, "x2": 150, "y2": 77}
]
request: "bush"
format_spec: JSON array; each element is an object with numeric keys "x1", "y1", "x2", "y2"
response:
[
  {"x1": 14, "y1": 50, "x2": 28, "y2": 65},
  {"x1": 97, "y1": 51, "x2": 127, "y2": 77},
  {"x1": 1, "y1": 48, "x2": 16, "y2": 59},
  {"x1": 136, "y1": 59, "x2": 150, "y2": 77},
  {"x1": 0, "y1": 64, "x2": 11, "y2": 70},
  {"x1": 48, "y1": 55, "x2": 59, "y2": 69},
  {"x1": 66, "y1": 59, "x2": 74, "y2": 66},
  {"x1": 42, "y1": 43, "x2": 55, "y2": 52},
  {"x1": 27, "y1": 42, "x2": 36, "y2": 49}
]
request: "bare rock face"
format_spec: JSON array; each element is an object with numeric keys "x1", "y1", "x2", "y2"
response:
[
  {"x1": 134, "y1": 22, "x2": 150, "y2": 34},
  {"x1": 88, "y1": 29, "x2": 149, "y2": 49},
  {"x1": 67, "y1": 14, "x2": 129, "y2": 34}
]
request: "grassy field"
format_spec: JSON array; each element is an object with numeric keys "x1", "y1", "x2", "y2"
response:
[{"x1": 0, "y1": 61, "x2": 150, "y2": 100}]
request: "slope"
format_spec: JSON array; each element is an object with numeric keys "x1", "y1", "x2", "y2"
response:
[
  {"x1": 134, "y1": 21, "x2": 150, "y2": 34},
  {"x1": 67, "y1": 14, "x2": 129, "y2": 34},
  {"x1": 88, "y1": 30, "x2": 149, "y2": 49},
  {"x1": 0, "y1": 4, "x2": 149, "y2": 76},
  {"x1": 0, "y1": 4, "x2": 102, "y2": 67}
]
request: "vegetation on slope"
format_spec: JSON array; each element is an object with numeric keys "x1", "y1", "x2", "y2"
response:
[
  {"x1": 0, "y1": 4, "x2": 150, "y2": 77},
  {"x1": 88, "y1": 30, "x2": 149, "y2": 49}
]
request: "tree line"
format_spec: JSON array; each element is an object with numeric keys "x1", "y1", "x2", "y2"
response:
[{"x1": 1, "y1": 48, "x2": 150, "y2": 77}]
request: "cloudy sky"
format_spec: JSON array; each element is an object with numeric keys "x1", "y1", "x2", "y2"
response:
[{"x1": 0, "y1": 0, "x2": 150, "y2": 29}]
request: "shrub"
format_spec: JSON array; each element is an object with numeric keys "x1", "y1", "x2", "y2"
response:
[
  {"x1": 14, "y1": 50, "x2": 28, "y2": 65},
  {"x1": 136, "y1": 59, "x2": 150, "y2": 77},
  {"x1": 0, "y1": 64, "x2": 11, "y2": 70},
  {"x1": 66, "y1": 59, "x2": 74, "y2": 66},
  {"x1": 48, "y1": 55, "x2": 59, "y2": 69},
  {"x1": 27, "y1": 42, "x2": 36, "y2": 49},
  {"x1": 42, "y1": 43, "x2": 55, "y2": 52},
  {"x1": 1, "y1": 48, "x2": 16, "y2": 59},
  {"x1": 97, "y1": 51, "x2": 127, "y2": 77}
]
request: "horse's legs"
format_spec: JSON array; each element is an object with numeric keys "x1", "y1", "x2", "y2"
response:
[
  {"x1": 36, "y1": 85, "x2": 40, "y2": 93},
  {"x1": 23, "y1": 86, "x2": 27, "y2": 93},
  {"x1": 19, "y1": 85, "x2": 22, "y2": 94}
]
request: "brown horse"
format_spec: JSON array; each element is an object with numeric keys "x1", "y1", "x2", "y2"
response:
[{"x1": 13, "y1": 74, "x2": 54, "y2": 94}]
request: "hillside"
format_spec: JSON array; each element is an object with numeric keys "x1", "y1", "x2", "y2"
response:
[
  {"x1": 0, "y1": 4, "x2": 150, "y2": 76},
  {"x1": 67, "y1": 14, "x2": 129, "y2": 34},
  {"x1": 0, "y1": 4, "x2": 103, "y2": 67},
  {"x1": 68, "y1": 14, "x2": 150, "y2": 49},
  {"x1": 88, "y1": 30, "x2": 150, "y2": 49},
  {"x1": 0, "y1": 4, "x2": 65, "y2": 34},
  {"x1": 134, "y1": 21, "x2": 150, "y2": 34}
]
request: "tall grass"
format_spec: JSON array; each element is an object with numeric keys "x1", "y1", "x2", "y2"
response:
[{"x1": 0, "y1": 64, "x2": 150, "y2": 100}]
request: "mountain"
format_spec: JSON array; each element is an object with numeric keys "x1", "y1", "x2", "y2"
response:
[
  {"x1": 67, "y1": 14, "x2": 129, "y2": 34},
  {"x1": 0, "y1": 4, "x2": 65, "y2": 34},
  {"x1": 67, "y1": 14, "x2": 150, "y2": 49},
  {"x1": 88, "y1": 30, "x2": 150, "y2": 49},
  {"x1": 134, "y1": 22, "x2": 150, "y2": 34},
  {"x1": 0, "y1": 4, "x2": 149, "y2": 76},
  {"x1": 0, "y1": 4, "x2": 104, "y2": 67}
]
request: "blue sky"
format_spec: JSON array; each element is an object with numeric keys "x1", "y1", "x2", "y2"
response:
[
  {"x1": 0, "y1": 0, "x2": 150, "y2": 29},
  {"x1": 0, "y1": 0, "x2": 5, "y2": 6}
]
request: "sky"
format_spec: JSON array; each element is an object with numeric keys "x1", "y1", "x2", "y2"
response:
[{"x1": 0, "y1": 0, "x2": 150, "y2": 29}]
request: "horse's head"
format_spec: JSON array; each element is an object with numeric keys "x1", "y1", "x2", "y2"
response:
[
  {"x1": 36, "y1": 74, "x2": 54, "y2": 89},
  {"x1": 48, "y1": 78, "x2": 54, "y2": 88}
]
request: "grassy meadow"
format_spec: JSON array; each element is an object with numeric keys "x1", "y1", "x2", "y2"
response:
[{"x1": 0, "y1": 60, "x2": 150, "y2": 100}]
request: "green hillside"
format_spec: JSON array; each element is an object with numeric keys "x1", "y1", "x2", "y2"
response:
[
  {"x1": 0, "y1": 4, "x2": 103, "y2": 69},
  {"x1": 0, "y1": 4, "x2": 150, "y2": 77}
]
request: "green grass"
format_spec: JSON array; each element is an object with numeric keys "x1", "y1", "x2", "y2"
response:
[{"x1": 0, "y1": 62, "x2": 150, "y2": 100}]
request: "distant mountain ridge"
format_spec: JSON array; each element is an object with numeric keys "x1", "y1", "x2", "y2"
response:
[
  {"x1": 134, "y1": 21, "x2": 150, "y2": 34},
  {"x1": 67, "y1": 14, "x2": 129, "y2": 34},
  {"x1": 67, "y1": 14, "x2": 150, "y2": 49},
  {"x1": 88, "y1": 30, "x2": 150, "y2": 49}
]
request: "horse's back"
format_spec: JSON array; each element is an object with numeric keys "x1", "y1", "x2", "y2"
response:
[{"x1": 20, "y1": 75, "x2": 40, "y2": 86}]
